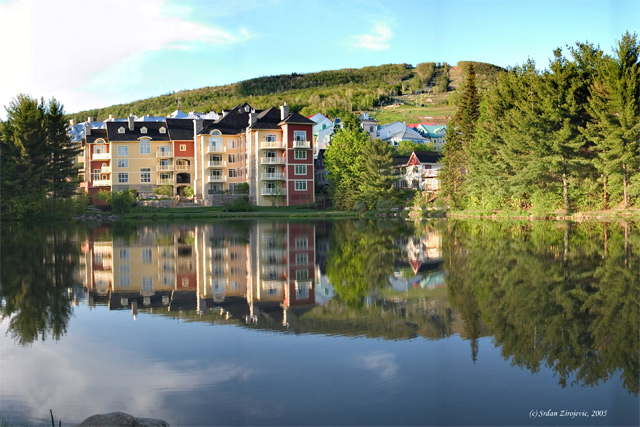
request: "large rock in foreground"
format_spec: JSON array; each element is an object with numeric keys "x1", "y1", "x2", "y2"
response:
[{"x1": 78, "y1": 412, "x2": 169, "y2": 426}]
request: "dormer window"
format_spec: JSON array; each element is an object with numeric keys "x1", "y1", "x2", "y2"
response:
[
  {"x1": 159, "y1": 127, "x2": 166, "y2": 134},
  {"x1": 141, "y1": 127, "x2": 148, "y2": 134},
  {"x1": 118, "y1": 127, "x2": 125, "y2": 134}
]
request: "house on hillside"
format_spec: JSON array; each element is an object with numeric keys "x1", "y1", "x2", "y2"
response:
[
  {"x1": 378, "y1": 121, "x2": 428, "y2": 146},
  {"x1": 415, "y1": 124, "x2": 447, "y2": 151},
  {"x1": 393, "y1": 151, "x2": 443, "y2": 192},
  {"x1": 309, "y1": 113, "x2": 335, "y2": 157},
  {"x1": 359, "y1": 112, "x2": 378, "y2": 138}
]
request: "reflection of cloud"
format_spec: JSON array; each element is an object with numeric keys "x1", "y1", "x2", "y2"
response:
[
  {"x1": 359, "y1": 351, "x2": 399, "y2": 381},
  {"x1": 354, "y1": 23, "x2": 393, "y2": 51},
  {"x1": 0, "y1": 332, "x2": 252, "y2": 424}
]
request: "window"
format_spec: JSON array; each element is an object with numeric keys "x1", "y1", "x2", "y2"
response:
[
  {"x1": 180, "y1": 144, "x2": 186, "y2": 151},
  {"x1": 267, "y1": 288, "x2": 279, "y2": 296},
  {"x1": 369, "y1": 126, "x2": 374, "y2": 132},
  {"x1": 120, "y1": 264, "x2": 130, "y2": 273},
  {"x1": 117, "y1": 146, "x2": 128, "y2": 156},
  {"x1": 228, "y1": 154, "x2": 238, "y2": 164},
  {"x1": 119, "y1": 249, "x2": 130, "y2": 259},
  {"x1": 117, "y1": 159, "x2": 128, "y2": 168},
  {"x1": 295, "y1": 237, "x2": 308, "y2": 250},
  {"x1": 119, "y1": 276, "x2": 131, "y2": 287},
  {"x1": 140, "y1": 127, "x2": 148, "y2": 134},
  {"x1": 142, "y1": 277, "x2": 153, "y2": 292},
  {"x1": 295, "y1": 253, "x2": 308, "y2": 265},
  {"x1": 181, "y1": 277, "x2": 190, "y2": 288},
  {"x1": 118, "y1": 127, "x2": 125, "y2": 134},
  {"x1": 265, "y1": 134, "x2": 276, "y2": 142},
  {"x1": 294, "y1": 131, "x2": 306, "y2": 142},
  {"x1": 159, "y1": 145, "x2": 171, "y2": 155},
  {"x1": 118, "y1": 173, "x2": 128, "y2": 183},
  {"x1": 296, "y1": 269, "x2": 309, "y2": 280},
  {"x1": 140, "y1": 139, "x2": 150, "y2": 154},
  {"x1": 295, "y1": 181, "x2": 307, "y2": 191},
  {"x1": 228, "y1": 169, "x2": 238, "y2": 178},
  {"x1": 294, "y1": 149, "x2": 306, "y2": 160},
  {"x1": 142, "y1": 248, "x2": 152, "y2": 264},
  {"x1": 159, "y1": 127, "x2": 166, "y2": 134},
  {"x1": 228, "y1": 140, "x2": 238, "y2": 149},
  {"x1": 162, "y1": 275, "x2": 173, "y2": 286},
  {"x1": 294, "y1": 165, "x2": 307, "y2": 175},
  {"x1": 140, "y1": 168, "x2": 151, "y2": 183},
  {"x1": 92, "y1": 169, "x2": 100, "y2": 181}
]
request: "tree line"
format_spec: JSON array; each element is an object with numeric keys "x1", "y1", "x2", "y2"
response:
[
  {"x1": 441, "y1": 31, "x2": 639, "y2": 212},
  {"x1": 1, "y1": 95, "x2": 83, "y2": 220}
]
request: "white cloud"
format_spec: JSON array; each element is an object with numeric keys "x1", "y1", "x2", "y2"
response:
[
  {"x1": 354, "y1": 22, "x2": 393, "y2": 51},
  {"x1": 0, "y1": 0, "x2": 249, "y2": 113}
]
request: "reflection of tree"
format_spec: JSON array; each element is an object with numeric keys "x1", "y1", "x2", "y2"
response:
[
  {"x1": 1, "y1": 225, "x2": 82, "y2": 345},
  {"x1": 326, "y1": 220, "x2": 401, "y2": 305},
  {"x1": 442, "y1": 220, "x2": 639, "y2": 395}
]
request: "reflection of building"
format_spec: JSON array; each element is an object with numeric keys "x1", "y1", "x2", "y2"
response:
[{"x1": 391, "y1": 225, "x2": 444, "y2": 291}]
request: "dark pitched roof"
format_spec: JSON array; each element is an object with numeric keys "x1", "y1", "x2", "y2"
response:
[
  {"x1": 200, "y1": 104, "x2": 255, "y2": 135},
  {"x1": 250, "y1": 107, "x2": 282, "y2": 130},
  {"x1": 85, "y1": 128, "x2": 108, "y2": 144},
  {"x1": 165, "y1": 118, "x2": 195, "y2": 141},
  {"x1": 106, "y1": 121, "x2": 171, "y2": 142},
  {"x1": 280, "y1": 112, "x2": 314, "y2": 125},
  {"x1": 414, "y1": 151, "x2": 443, "y2": 163},
  {"x1": 392, "y1": 155, "x2": 411, "y2": 167}
]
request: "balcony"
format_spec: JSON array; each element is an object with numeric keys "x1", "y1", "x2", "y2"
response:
[
  {"x1": 206, "y1": 145, "x2": 225, "y2": 154},
  {"x1": 295, "y1": 280, "x2": 313, "y2": 288},
  {"x1": 93, "y1": 152, "x2": 111, "y2": 160},
  {"x1": 260, "y1": 157, "x2": 285, "y2": 164},
  {"x1": 260, "y1": 140, "x2": 285, "y2": 149},
  {"x1": 175, "y1": 163, "x2": 191, "y2": 171},
  {"x1": 424, "y1": 169, "x2": 440, "y2": 177},
  {"x1": 261, "y1": 173, "x2": 285, "y2": 180},
  {"x1": 100, "y1": 165, "x2": 111, "y2": 173},
  {"x1": 156, "y1": 178, "x2": 174, "y2": 185},
  {"x1": 293, "y1": 140, "x2": 311, "y2": 149},
  {"x1": 156, "y1": 150, "x2": 173, "y2": 158},
  {"x1": 92, "y1": 179, "x2": 111, "y2": 187},
  {"x1": 261, "y1": 188, "x2": 287, "y2": 196},
  {"x1": 208, "y1": 160, "x2": 226, "y2": 168},
  {"x1": 207, "y1": 175, "x2": 227, "y2": 183},
  {"x1": 156, "y1": 164, "x2": 174, "y2": 171}
]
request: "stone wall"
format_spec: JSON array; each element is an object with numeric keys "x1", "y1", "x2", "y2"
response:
[
  {"x1": 136, "y1": 200, "x2": 173, "y2": 208},
  {"x1": 203, "y1": 193, "x2": 251, "y2": 207}
]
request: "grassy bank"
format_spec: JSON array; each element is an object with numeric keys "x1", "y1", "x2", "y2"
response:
[
  {"x1": 446, "y1": 208, "x2": 640, "y2": 221},
  {"x1": 117, "y1": 205, "x2": 359, "y2": 221}
]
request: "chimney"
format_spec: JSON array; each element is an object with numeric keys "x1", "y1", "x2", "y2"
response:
[
  {"x1": 280, "y1": 102, "x2": 289, "y2": 120},
  {"x1": 128, "y1": 114, "x2": 134, "y2": 131},
  {"x1": 69, "y1": 119, "x2": 76, "y2": 126},
  {"x1": 87, "y1": 116, "x2": 93, "y2": 123},
  {"x1": 108, "y1": 114, "x2": 114, "y2": 121},
  {"x1": 248, "y1": 112, "x2": 258, "y2": 127},
  {"x1": 85, "y1": 123, "x2": 91, "y2": 136},
  {"x1": 221, "y1": 110, "x2": 228, "y2": 117}
]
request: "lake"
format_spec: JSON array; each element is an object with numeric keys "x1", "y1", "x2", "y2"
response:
[{"x1": 1, "y1": 219, "x2": 638, "y2": 426}]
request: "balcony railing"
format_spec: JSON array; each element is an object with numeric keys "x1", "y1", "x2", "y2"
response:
[
  {"x1": 92, "y1": 179, "x2": 111, "y2": 187},
  {"x1": 424, "y1": 169, "x2": 440, "y2": 177},
  {"x1": 156, "y1": 164, "x2": 174, "y2": 171},
  {"x1": 260, "y1": 157, "x2": 285, "y2": 164},
  {"x1": 295, "y1": 280, "x2": 313, "y2": 288},
  {"x1": 175, "y1": 164, "x2": 191, "y2": 171},
  {"x1": 100, "y1": 165, "x2": 111, "y2": 173},
  {"x1": 260, "y1": 140, "x2": 285, "y2": 149},
  {"x1": 156, "y1": 150, "x2": 173, "y2": 158},
  {"x1": 93, "y1": 152, "x2": 111, "y2": 160},
  {"x1": 261, "y1": 188, "x2": 287, "y2": 196},
  {"x1": 207, "y1": 175, "x2": 227, "y2": 183},
  {"x1": 156, "y1": 178, "x2": 174, "y2": 185},
  {"x1": 293, "y1": 140, "x2": 311, "y2": 149},
  {"x1": 208, "y1": 160, "x2": 226, "y2": 168},
  {"x1": 207, "y1": 145, "x2": 225, "y2": 154},
  {"x1": 261, "y1": 173, "x2": 285, "y2": 180}
]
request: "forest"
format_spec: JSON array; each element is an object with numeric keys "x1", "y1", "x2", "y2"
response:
[
  {"x1": 441, "y1": 31, "x2": 639, "y2": 212},
  {"x1": 67, "y1": 61, "x2": 503, "y2": 123}
]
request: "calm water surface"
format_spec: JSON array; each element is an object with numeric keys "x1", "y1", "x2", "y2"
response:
[{"x1": 1, "y1": 219, "x2": 638, "y2": 426}]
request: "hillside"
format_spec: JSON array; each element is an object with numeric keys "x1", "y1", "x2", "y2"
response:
[{"x1": 69, "y1": 61, "x2": 504, "y2": 125}]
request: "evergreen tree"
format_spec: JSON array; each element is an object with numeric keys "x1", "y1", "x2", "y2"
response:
[
  {"x1": 359, "y1": 138, "x2": 396, "y2": 209},
  {"x1": 454, "y1": 62, "x2": 480, "y2": 143},
  {"x1": 584, "y1": 31, "x2": 640, "y2": 208},
  {"x1": 46, "y1": 98, "x2": 81, "y2": 201},
  {"x1": 439, "y1": 119, "x2": 466, "y2": 207},
  {"x1": 1, "y1": 94, "x2": 79, "y2": 216}
]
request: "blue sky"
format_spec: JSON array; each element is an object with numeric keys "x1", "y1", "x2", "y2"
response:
[{"x1": 0, "y1": 0, "x2": 637, "y2": 116}]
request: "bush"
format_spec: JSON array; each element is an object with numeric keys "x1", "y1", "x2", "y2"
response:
[
  {"x1": 183, "y1": 186, "x2": 194, "y2": 198},
  {"x1": 235, "y1": 182, "x2": 250, "y2": 194},
  {"x1": 109, "y1": 189, "x2": 137, "y2": 214},
  {"x1": 353, "y1": 200, "x2": 368, "y2": 212},
  {"x1": 222, "y1": 196, "x2": 253, "y2": 212},
  {"x1": 154, "y1": 185, "x2": 172, "y2": 197}
]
